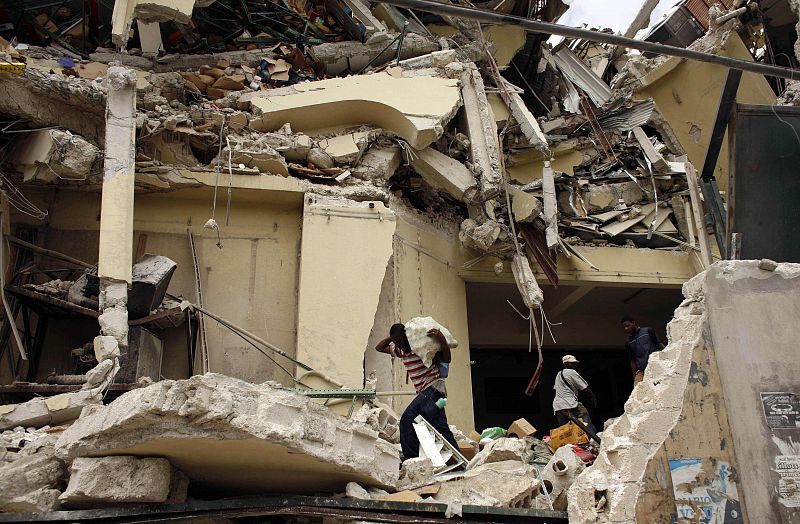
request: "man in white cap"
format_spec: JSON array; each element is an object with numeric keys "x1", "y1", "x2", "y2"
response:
[{"x1": 553, "y1": 354, "x2": 597, "y2": 434}]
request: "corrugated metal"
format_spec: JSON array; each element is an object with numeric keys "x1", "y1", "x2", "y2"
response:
[
  {"x1": 552, "y1": 46, "x2": 612, "y2": 107},
  {"x1": 596, "y1": 98, "x2": 656, "y2": 132},
  {"x1": 686, "y1": 0, "x2": 733, "y2": 30}
]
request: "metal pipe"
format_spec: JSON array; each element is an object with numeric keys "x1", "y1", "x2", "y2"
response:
[{"x1": 378, "y1": 0, "x2": 800, "y2": 81}]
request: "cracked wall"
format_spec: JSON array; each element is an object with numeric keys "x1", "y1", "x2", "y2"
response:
[{"x1": 568, "y1": 260, "x2": 800, "y2": 523}]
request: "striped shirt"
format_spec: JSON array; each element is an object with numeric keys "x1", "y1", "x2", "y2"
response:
[{"x1": 401, "y1": 352, "x2": 440, "y2": 393}]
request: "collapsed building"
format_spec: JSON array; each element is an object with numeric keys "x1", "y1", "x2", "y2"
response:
[{"x1": 0, "y1": 0, "x2": 799, "y2": 521}]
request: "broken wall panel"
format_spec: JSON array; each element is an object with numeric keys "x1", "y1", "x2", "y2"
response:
[{"x1": 295, "y1": 199, "x2": 396, "y2": 391}]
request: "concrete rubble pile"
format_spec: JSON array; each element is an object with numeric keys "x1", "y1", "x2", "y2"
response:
[{"x1": 341, "y1": 427, "x2": 596, "y2": 513}]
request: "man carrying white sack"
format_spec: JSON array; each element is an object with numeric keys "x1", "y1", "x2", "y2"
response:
[{"x1": 375, "y1": 321, "x2": 459, "y2": 460}]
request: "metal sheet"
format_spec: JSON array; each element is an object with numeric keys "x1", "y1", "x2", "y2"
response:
[
  {"x1": 552, "y1": 46, "x2": 612, "y2": 107},
  {"x1": 731, "y1": 104, "x2": 800, "y2": 262},
  {"x1": 597, "y1": 98, "x2": 656, "y2": 131}
]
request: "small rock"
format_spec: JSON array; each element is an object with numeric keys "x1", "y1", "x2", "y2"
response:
[
  {"x1": 758, "y1": 258, "x2": 778, "y2": 271},
  {"x1": 345, "y1": 481, "x2": 371, "y2": 500}
]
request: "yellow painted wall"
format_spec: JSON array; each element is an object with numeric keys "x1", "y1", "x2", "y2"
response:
[
  {"x1": 295, "y1": 199, "x2": 396, "y2": 390},
  {"x1": 636, "y1": 31, "x2": 775, "y2": 194},
  {"x1": 393, "y1": 212, "x2": 475, "y2": 432},
  {"x1": 14, "y1": 186, "x2": 303, "y2": 384}
]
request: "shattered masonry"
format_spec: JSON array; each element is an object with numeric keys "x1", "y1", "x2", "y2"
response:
[{"x1": 0, "y1": 0, "x2": 798, "y2": 521}]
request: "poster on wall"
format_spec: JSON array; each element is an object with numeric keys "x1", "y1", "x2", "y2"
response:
[
  {"x1": 669, "y1": 458, "x2": 742, "y2": 524},
  {"x1": 760, "y1": 392, "x2": 800, "y2": 429},
  {"x1": 775, "y1": 455, "x2": 800, "y2": 508}
]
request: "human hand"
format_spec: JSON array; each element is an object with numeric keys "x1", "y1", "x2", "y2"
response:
[{"x1": 427, "y1": 328, "x2": 446, "y2": 343}]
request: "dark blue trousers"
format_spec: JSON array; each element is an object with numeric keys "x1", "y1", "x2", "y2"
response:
[{"x1": 399, "y1": 386, "x2": 459, "y2": 459}]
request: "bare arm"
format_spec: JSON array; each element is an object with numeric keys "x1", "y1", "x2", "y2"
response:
[
  {"x1": 428, "y1": 329, "x2": 451, "y2": 363},
  {"x1": 375, "y1": 337, "x2": 395, "y2": 356},
  {"x1": 630, "y1": 359, "x2": 637, "y2": 377}
]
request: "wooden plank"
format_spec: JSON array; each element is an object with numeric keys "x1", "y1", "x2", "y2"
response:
[{"x1": 686, "y1": 162, "x2": 712, "y2": 267}]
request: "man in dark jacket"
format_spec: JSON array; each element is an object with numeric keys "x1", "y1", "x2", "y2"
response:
[{"x1": 622, "y1": 315, "x2": 665, "y2": 384}]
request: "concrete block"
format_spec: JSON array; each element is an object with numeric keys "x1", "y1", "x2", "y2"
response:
[
  {"x1": 0, "y1": 452, "x2": 65, "y2": 506},
  {"x1": 98, "y1": 307, "x2": 129, "y2": 348},
  {"x1": 60, "y1": 456, "x2": 173, "y2": 507},
  {"x1": 540, "y1": 445, "x2": 586, "y2": 511},
  {"x1": 345, "y1": 481, "x2": 372, "y2": 500},
  {"x1": 468, "y1": 437, "x2": 526, "y2": 468},
  {"x1": 399, "y1": 457, "x2": 433, "y2": 487},
  {"x1": 1, "y1": 487, "x2": 62, "y2": 513},
  {"x1": 93, "y1": 335, "x2": 120, "y2": 362},
  {"x1": 433, "y1": 461, "x2": 538, "y2": 508},
  {"x1": 352, "y1": 144, "x2": 401, "y2": 181},
  {"x1": 406, "y1": 147, "x2": 479, "y2": 203}
]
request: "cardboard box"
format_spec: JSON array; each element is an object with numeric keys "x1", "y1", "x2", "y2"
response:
[
  {"x1": 549, "y1": 420, "x2": 589, "y2": 450},
  {"x1": 507, "y1": 418, "x2": 537, "y2": 438},
  {"x1": 468, "y1": 430, "x2": 482, "y2": 443},
  {"x1": 458, "y1": 442, "x2": 477, "y2": 460}
]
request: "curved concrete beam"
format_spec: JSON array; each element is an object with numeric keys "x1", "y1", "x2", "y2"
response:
[{"x1": 243, "y1": 73, "x2": 462, "y2": 150}]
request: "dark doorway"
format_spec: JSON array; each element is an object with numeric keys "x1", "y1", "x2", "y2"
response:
[
  {"x1": 465, "y1": 282, "x2": 682, "y2": 436},
  {"x1": 470, "y1": 346, "x2": 632, "y2": 435}
]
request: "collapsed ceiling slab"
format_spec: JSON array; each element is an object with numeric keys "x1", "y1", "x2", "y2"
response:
[
  {"x1": 55, "y1": 374, "x2": 400, "y2": 494},
  {"x1": 243, "y1": 73, "x2": 462, "y2": 150}
]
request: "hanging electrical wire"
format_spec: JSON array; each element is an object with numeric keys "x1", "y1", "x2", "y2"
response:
[{"x1": 0, "y1": 168, "x2": 48, "y2": 221}]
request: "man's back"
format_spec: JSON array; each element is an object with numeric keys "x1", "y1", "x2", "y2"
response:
[{"x1": 553, "y1": 368, "x2": 587, "y2": 412}]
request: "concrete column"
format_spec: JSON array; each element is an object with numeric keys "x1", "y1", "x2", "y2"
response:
[{"x1": 96, "y1": 65, "x2": 137, "y2": 379}]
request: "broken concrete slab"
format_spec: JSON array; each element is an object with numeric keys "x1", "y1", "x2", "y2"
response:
[
  {"x1": 468, "y1": 437, "x2": 526, "y2": 469},
  {"x1": 432, "y1": 460, "x2": 539, "y2": 508},
  {"x1": 0, "y1": 391, "x2": 100, "y2": 431},
  {"x1": 60, "y1": 456, "x2": 174, "y2": 507},
  {"x1": 509, "y1": 187, "x2": 543, "y2": 223},
  {"x1": 459, "y1": 219, "x2": 504, "y2": 253},
  {"x1": 0, "y1": 450, "x2": 66, "y2": 512},
  {"x1": 460, "y1": 65, "x2": 503, "y2": 198},
  {"x1": 222, "y1": 137, "x2": 290, "y2": 176},
  {"x1": 11, "y1": 129, "x2": 100, "y2": 183},
  {"x1": 0, "y1": 70, "x2": 105, "y2": 146},
  {"x1": 55, "y1": 374, "x2": 400, "y2": 494},
  {"x1": 406, "y1": 147, "x2": 479, "y2": 203},
  {"x1": 502, "y1": 80, "x2": 548, "y2": 149},
  {"x1": 567, "y1": 270, "x2": 707, "y2": 522},
  {"x1": 243, "y1": 73, "x2": 461, "y2": 150}
]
